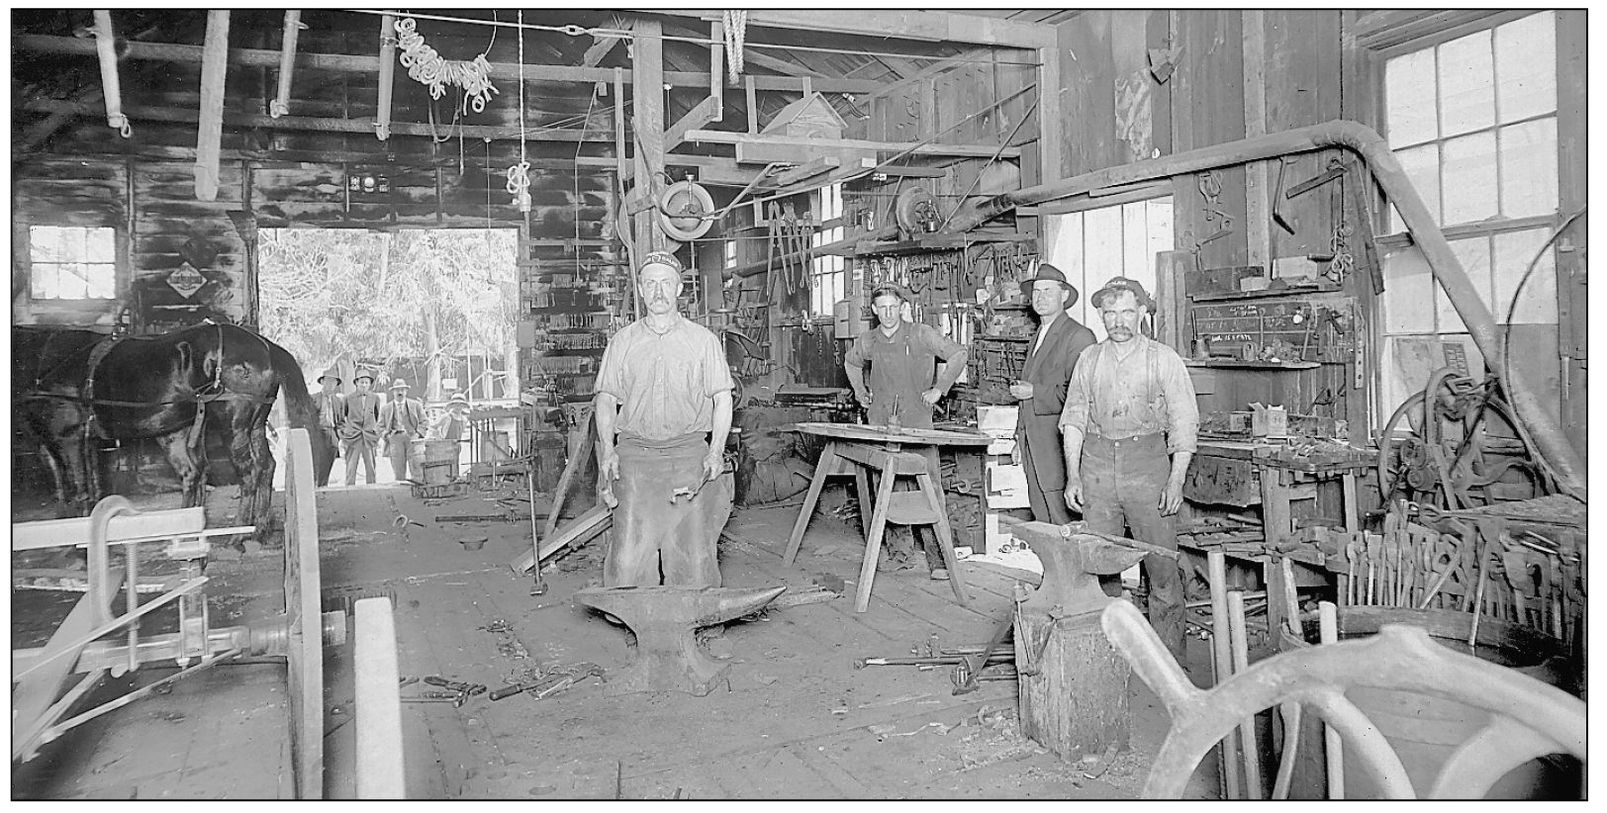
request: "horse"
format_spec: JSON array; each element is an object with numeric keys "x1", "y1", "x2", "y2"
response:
[{"x1": 12, "y1": 322, "x2": 335, "y2": 540}]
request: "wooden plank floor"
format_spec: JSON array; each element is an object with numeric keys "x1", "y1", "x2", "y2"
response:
[{"x1": 14, "y1": 484, "x2": 1211, "y2": 799}]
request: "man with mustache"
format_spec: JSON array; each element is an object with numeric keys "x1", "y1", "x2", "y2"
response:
[
  {"x1": 1009, "y1": 262, "x2": 1097, "y2": 525},
  {"x1": 593, "y1": 250, "x2": 735, "y2": 588},
  {"x1": 844, "y1": 282, "x2": 969, "y2": 579},
  {"x1": 1058, "y1": 276, "x2": 1198, "y2": 658}
]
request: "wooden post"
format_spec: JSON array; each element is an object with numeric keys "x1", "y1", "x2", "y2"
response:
[
  {"x1": 1207, "y1": 550, "x2": 1244, "y2": 797},
  {"x1": 630, "y1": 19, "x2": 666, "y2": 255},
  {"x1": 354, "y1": 597, "x2": 405, "y2": 798},
  {"x1": 194, "y1": 11, "x2": 229, "y2": 202},
  {"x1": 1317, "y1": 601, "x2": 1344, "y2": 799},
  {"x1": 1241, "y1": 10, "x2": 1269, "y2": 271},
  {"x1": 375, "y1": 12, "x2": 396, "y2": 140},
  {"x1": 1016, "y1": 608, "x2": 1131, "y2": 762},
  {"x1": 1228, "y1": 589, "x2": 1263, "y2": 798}
]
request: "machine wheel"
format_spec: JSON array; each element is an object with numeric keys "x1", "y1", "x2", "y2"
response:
[{"x1": 657, "y1": 180, "x2": 715, "y2": 242}]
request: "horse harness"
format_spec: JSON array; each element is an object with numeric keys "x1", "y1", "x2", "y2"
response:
[{"x1": 20, "y1": 321, "x2": 279, "y2": 447}]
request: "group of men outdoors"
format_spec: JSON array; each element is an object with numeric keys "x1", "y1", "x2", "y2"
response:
[
  {"x1": 310, "y1": 370, "x2": 472, "y2": 487},
  {"x1": 589, "y1": 248, "x2": 1197, "y2": 658}
]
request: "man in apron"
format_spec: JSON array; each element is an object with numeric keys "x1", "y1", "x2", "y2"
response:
[
  {"x1": 593, "y1": 250, "x2": 735, "y2": 588},
  {"x1": 843, "y1": 283, "x2": 969, "y2": 578}
]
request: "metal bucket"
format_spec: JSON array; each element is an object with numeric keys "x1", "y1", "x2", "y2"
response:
[
  {"x1": 1277, "y1": 607, "x2": 1581, "y2": 799},
  {"x1": 410, "y1": 439, "x2": 460, "y2": 485}
]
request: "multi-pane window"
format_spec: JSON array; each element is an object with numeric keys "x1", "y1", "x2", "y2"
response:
[
  {"x1": 29, "y1": 225, "x2": 117, "y2": 299},
  {"x1": 1043, "y1": 197, "x2": 1173, "y2": 339},
  {"x1": 1376, "y1": 11, "x2": 1563, "y2": 419},
  {"x1": 810, "y1": 183, "x2": 846, "y2": 315},
  {"x1": 1383, "y1": 12, "x2": 1558, "y2": 233}
]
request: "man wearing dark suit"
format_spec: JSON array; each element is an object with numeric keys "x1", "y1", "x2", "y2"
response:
[{"x1": 1009, "y1": 263, "x2": 1098, "y2": 524}]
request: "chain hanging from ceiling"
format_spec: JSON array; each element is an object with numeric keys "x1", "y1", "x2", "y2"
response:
[
  {"x1": 722, "y1": 10, "x2": 747, "y2": 82},
  {"x1": 394, "y1": 17, "x2": 499, "y2": 113}
]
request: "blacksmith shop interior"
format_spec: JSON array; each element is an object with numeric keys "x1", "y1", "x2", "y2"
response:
[{"x1": 9, "y1": 7, "x2": 1593, "y2": 800}]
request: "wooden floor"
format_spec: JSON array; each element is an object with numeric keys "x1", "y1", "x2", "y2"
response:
[{"x1": 12, "y1": 482, "x2": 1213, "y2": 800}]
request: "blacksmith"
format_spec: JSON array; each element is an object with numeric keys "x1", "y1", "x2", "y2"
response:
[
  {"x1": 593, "y1": 250, "x2": 734, "y2": 588},
  {"x1": 340, "y1": 370, "x2": 383, "y2": 485},
  {"x1": 843, "y1": 282, "x2": 968, "y2": 578},
  {"x1": 1009, "y1": 263, "x2": 1097, "y2": 525},
  {"x1": 312, "y1": 369, "x2": 346, "y2": 487},
  {"x1": 1059, "y1": 276, "x2": 1198, "y2": 658}
]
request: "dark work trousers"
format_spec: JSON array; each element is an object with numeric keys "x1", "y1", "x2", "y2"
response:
[
  {"x1": 1021, "y1": 436, "x2": 1073, "y2": 525},
  {"x1": 1080, "y1": 433, "x2": 1185, "y2": 657},
  {"x1": 605, "y1": 436, "x2": 732, "y2": 588}
]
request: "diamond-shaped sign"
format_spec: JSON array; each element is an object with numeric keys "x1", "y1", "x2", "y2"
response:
[{"x1": 167, "y1": 263, "x2": 207, "y2": 299}]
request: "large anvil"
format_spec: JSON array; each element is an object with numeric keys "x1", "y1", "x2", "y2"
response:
[{"x1": 1011, "y1": 520, "x2": 1180, "y2": 618}]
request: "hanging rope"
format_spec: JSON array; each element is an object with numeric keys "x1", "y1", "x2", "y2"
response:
[
  {"x1": 722, "y1": 10, "x2": 747, "y2": 82},
  {"x1": 394, "y1": 17, "x2": 499, "y2": 114},
  {"x1": 505, "y1": 11, "x2": 531, "y2": 212}
]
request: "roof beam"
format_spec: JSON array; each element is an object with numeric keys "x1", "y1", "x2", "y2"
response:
[
  {"x1": 661, "y1": 20, "x2": 822, "y2": 78},
  {"x1": 681, "y1": 129, "x2": 1019, "y2": 159},
  {"x1": 12, "y1": 34, "x2": 883, "y2": 94},
  {"x1": 643, "y1": 9, "x2": 1056, "y2": 47}
]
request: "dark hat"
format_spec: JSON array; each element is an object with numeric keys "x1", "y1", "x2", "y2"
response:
[
  {"x1": 317, "y1": 369, "x2": 341, "y2": 386},
  {"x1": 867, "y1": 282, "x2": 913, "y2": 304},
  {"x1": 1090, "y1": 276, "x2": 1156, "y2": 313},
  {"x1": 353, "y1": 370, "x2": 376, "y2": 384},
  {"x1": 1018, "y1": 261, "x2": 1079, "y2": 306}
]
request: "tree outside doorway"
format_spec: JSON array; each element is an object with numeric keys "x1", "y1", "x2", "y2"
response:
[{"x1": 256, "y1": 227, "x2": 519, "y2": 488}]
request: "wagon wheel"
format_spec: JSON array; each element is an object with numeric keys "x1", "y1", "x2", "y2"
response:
[{"x1": 1100, "y1": 601, "x2": 1585, "y2": 799}]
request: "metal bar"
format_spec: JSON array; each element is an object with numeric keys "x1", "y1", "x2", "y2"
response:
[
  {"x1": 41, "y1": 650, "x2": 242, "y2": 745},
  {"x1": 13, "y1": 669, "x2": 107, "y2": 762},
  {"x1": 270, "y1": 11, "x2": 301, "y2": 117},
  {"x1": 12, "y1": 577, "x2": 209, "y2": 682}
]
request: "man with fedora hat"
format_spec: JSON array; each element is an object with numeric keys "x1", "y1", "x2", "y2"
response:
[
  {"x1": 594, "y1": 250, "x2": 735, "y2": 589},
  {"x1": 311, "y1": 369, "x2": 346, "y2": 487},
  {"x1": 380, "y1": 378, "x2": 427, "y2": 481},
  {"x1": 844, "y1": 282, "x2": 969, "y2": 578},
  {"x1": 1009, "y1": 262, "x2": 1098, "y2": 525},
  {"x1": 339, "y1": 370, "x2": 384, "y2": 485},
  {"x1": 1059, "y1": 275, "x2": 1198, "y2": 658}
]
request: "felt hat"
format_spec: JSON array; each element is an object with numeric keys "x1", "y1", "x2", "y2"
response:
[
  {"x1": 353, "y1": 370, "x2": 376, "y2": 384},
  {"x1": 638, "y1": 250, "x2": 684, "y2": 275},
  {"x1": 1090, "y1": 275, "x2": 1156, "y2": 313},
  {"x1": 1018, "y1": 261, "x2": 1079, "y2": 306},
  {"x1": 316, "y1": 369, "x2": 341, "y2": 386},
  {"x1": 390, "y1": 378, "x2": 410, "y2": 391}
]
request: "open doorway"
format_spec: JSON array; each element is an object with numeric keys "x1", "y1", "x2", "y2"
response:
[{"x1": 256, "y1": 228, "x2": 520, "y2": 488}]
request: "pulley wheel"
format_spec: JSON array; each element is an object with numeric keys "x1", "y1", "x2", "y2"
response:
[
  {"x1": 893, "y1": 186, "x2": 941, "y2": 237},
  {"x1": 657, "y1": 180, "x2": 716, "y2": 242}
]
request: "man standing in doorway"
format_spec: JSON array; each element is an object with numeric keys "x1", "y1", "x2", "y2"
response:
[
  {"x1": 843, "y1": 282, "x2": 969, "y2": 578},
  {"x1": 1059, "y1": 276, "x2": 1198, "y2": 658},
  {"x1": 1009, "y1": 263, "x2": 1097, "y2": 525},
  {"x1": 380, "y1": 378, "x2": 426, "y2": 481},
  {"x1": 312, "y1": 369, "x2": 346, "y2": 487},
  {"x1": 340, "y1": 371, "x2": 383, "y2": 485},
  {"x1": 593, "y1": 250, "x2": 735, "y2": 588}
]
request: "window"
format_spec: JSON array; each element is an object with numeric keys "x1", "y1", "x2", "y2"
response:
[
  {"x1": 809, "y1": 183, "x2": 846, "y2": 315},
  {"x1": 1383, "y1": 12, "x2": 1558, "y2": 233},
  {"x1": 29, "y1": 225, "x2": 117, "y2": 299},
  {"x1": 1376, "y1": 12, "x2": 1564, "y2": 416},
  {"x1": 1043, "y1": 197, "x2": 1173, "y2": 339}
]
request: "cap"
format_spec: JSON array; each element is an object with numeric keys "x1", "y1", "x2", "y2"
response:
[
  {"x1": 1018, "y1": 261, "x2": 1079, "y2": 306},
  {"x1": 1090, "y1": 276, "x2": 1156, "y2": 313},
  {"x1": 868, "y1": 282, "x2": 913, "y2": 304},
  {"x1": 638, "y1": 250, "x2": 684, "y2": 275}
]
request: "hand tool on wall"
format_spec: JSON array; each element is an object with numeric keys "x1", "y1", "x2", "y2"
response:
[{"x1": 1271, "y1": 158, "x2": 1296, "y2": 234}]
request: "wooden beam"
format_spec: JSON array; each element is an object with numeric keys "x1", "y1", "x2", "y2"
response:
[
  {"x1": 662, "y1": 20, "x2": 821, "y2": 78},
  {"x1": 681, "y1": 129, "x2": 1020, "y2": 159},
  {"x1": 865, "y1": 47, "x2": 992, "y2": 101},
  {"x1": 632, "y1": 19, "x2": 667, "y2": 253},
  {"x1": 646, "y1": 9, "x2": 1056, "y2": 48},
  {"x1": 665, "y1": 96, "x2": 721, "y2": 153},
  {"x1": 581, "y1": 21, "x2": 629, "y2": 67},
  {"x1": 1036, "y1": 41, "x2": 1062, "y2": 184},
  {"x1": 873, "y1": 165, "x2": 948, "y2": 178},
  {"x1": 1241, "y1": 10, "x2": 1269, "y2": 270},
  {"x1": 22, "y1": 99, "x2": 614, "y2": 142},
  {"x1": 12, "y1": 34, "x2": 883, "y2": 94},
  {"x1": 194, "y1": 11, "x2": 229, "y2": 202}
]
